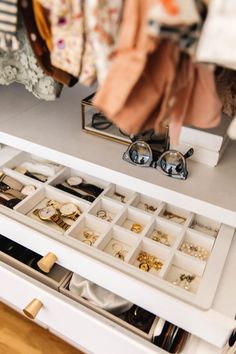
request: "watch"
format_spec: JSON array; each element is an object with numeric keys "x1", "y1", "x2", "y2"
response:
[
  {"x1": 15, "y1": 167, "x2": 48, "y2": 182},
  {"x1": 21, "y1": 185, "x2": 36, "y2": 196},
  {"x1": 0, "y1": 171, "x2": 24, "y2": 191},
  {"x1": 66, "y1": 176, "x2": 103, "y2": 197},
  {"x1": 33, "y1": 206, "x2": 70, "y2": 231},
  {"x1": 47, "y1": 200, "x2": 81, "y2": 221},
  {"x1": 66, "y1": 176, "x2": 83, "y2": 186},
  {"x1": 59, "y1": 202, "x2": 81, "y2": 221}
]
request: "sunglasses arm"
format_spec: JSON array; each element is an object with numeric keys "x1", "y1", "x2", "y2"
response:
[{"x1": 184, "y1": 148, "x2": 194, "y2": 159}]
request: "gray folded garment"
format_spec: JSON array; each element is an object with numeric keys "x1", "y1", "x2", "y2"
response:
[{"x1": 69, "y1": 273, "x2": 133, "y2": 315}]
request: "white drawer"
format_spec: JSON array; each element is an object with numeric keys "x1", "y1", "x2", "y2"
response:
[
  {"x1": 0, "y1": 262, "x2": 227, "y2": 354},
  {"x1": 0, "y1": 210, "x2": 235, "y2": 348},
  {"x1": 0, "y1": 262, "x2": 166, "y2": 354}
]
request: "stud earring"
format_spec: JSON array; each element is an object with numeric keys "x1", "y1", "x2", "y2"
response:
[{"x1": 172, "y1": 273, "x2": 186, "y2": 286}]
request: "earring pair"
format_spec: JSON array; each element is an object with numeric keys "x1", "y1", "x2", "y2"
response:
[{"x1": 172, "y1": 273, "x2": 195, "y2": 291}]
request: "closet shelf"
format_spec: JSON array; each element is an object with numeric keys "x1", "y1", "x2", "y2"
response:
[{"x1": 0, "y1": 84, "x2": 235, "y2": 227}]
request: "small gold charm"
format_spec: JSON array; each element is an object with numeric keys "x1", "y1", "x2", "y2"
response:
[{"x1": 131, "y1": 223, "x2": 143, "y2": 233}]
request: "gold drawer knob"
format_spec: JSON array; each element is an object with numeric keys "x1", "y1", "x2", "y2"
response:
[
  {"x1": 23, "y1": 298, "x2": 43, "y2": 319},
  {"x1": 37, "y1": 252, "x2": 57, "y2": 273}
]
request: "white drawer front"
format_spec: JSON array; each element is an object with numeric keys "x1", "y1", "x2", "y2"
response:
[{"x1": 0, "y1": 263, "x2": 163, "y2": 354}]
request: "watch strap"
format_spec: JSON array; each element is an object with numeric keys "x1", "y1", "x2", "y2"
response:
[
  {"x1": 33, "y1": 208, "x2": 40, "y2": 217},
  {"x1": 0, "y1": 188, "x2": 25, "y2": 200},
  {"x1": 56, "y1": 183, "x2": 96, "y2": 202},
  {"x1": 76, "y1": 182, "x2": 103, "y2": 197},
  {"x1": 51, "y1": 213, "x2": 70, "y2": 230},
  {"x1": 56, "y1": 183, "x2": 84, "y2": 198},
  {"x1": 5, "y1": 198, "x2": 21, "y2": 209},
  {"x1": 0, "y1": 174, "x2": 23, "y2": 191},
  {"x1": 0, "y1": 192, "x2": 13, "y2": 201},
  {"x1": 25, "y1": 171, "x2": 47, "y2": 182}
]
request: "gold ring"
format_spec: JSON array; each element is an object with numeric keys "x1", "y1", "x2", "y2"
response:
[
  {"x1": 83, "y1": 230, "x2": 94, "y2": 238},
  {"x1": 96, "y1": 209, "x2": 107, "y2": 219},
  {"x1": 131, "y1": 223, "x2": 143, "y2": 233}
]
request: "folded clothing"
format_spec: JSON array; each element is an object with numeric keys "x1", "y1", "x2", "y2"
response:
[
  {"x1": 19, "y1": 160, "x2": 60, "y2": 177},
  {"x1": 69, "y1": 273, "x2": 133, "y2": 315}
]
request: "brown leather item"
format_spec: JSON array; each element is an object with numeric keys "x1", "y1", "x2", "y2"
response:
[
  {"x1": 0, "y1": 186, "x2": 25, "y2": 200},
  {"x1": 0, "y1": 174, "x2": 23, "y2": 191},
  {"x1": 20, "y1": 0, "x2": 78, "y2": 87}
]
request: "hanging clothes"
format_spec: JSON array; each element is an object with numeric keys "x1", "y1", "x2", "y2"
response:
[
  {"x1": 0, "y1": 0, "x2": 19, "y2": 51},
  {"x1": 169, "y1": 55, "x2": 222, "y2": 144},
  {"x1": 93, "y1": 0, "x2": 159, "y2": 120},
  {"x1": 94, "y1": 0, "x2": 221, "y2": 143},
  {"x1": 107, "y1": 39, "x2": 179, "y2": 135},
  {"x1": 33, "y1": 0, "x2": 53, "y2": 51},
  {"x1": 146, "y1": 0, "x2": 207, "y2": 56},
  {"x1": 22, "y1": 0, "x2": 78, "y2": 87},
  {"x1": 78, "y1": 0, "x2": 97, "y2": 86},
  {"x1": 86, "y1": 0, "x2": 123, "y2": 84},
  {"x1": 37, "y1": 0, "x2": 97, "y2": 85},
  {"x1": 38, "y1": 0, "x2": 84, "y2": 77},
  {"x1": 196, "y1": 0, "x2": 236, "y2": 70},
  {"x1": 0, "y1": 17, "x2": 62, "y2": 100},
  {"x1": 215, "y1": 67, "x2": 236, "y2": 118}
]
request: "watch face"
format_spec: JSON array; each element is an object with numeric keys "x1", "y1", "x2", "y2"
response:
[
  {"x1": 38, "y1": 206, "x2": 56, "y2": 220},
  {"x1": 60, "y1": 202, "x2": 78, "y2": 216},
  {"x1": 21, "y1": 185, "x2": 36, "y2": 196},
  {"x1": 66, "y1": 176, "x2": 83, "y2": 187}
]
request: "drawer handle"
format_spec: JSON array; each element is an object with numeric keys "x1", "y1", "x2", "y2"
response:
[
  {"x1": 23, "y1": 298, "x2": 43, "y2": 319},
  {"x1": 37, "y1": 252, "x2": 57, "y2": 273}
]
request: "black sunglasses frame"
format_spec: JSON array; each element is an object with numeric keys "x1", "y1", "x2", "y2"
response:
[{"x1": 123, "y1": 140, "x2": 193, "y2": 180}]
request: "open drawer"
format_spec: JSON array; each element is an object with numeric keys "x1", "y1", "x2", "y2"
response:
[
  {"x1": 0, "y1": 144, "x2": 235, "y2": 348},
  {"x1": 0, "y1": 262, "x2": 190, "y2": 354}
]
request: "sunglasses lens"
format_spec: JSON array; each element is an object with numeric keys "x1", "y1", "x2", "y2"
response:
[
  {"x1": 129, "y1": 142, "x2": 151, "y2": 165},
  {"x1": 160, "y1": 151, "x2": 184, "y2": 176}
]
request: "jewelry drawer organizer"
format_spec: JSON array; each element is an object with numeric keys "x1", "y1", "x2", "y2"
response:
[
  {"x1": 0, "y1": 148, "x2": 234, "y2": 310},
  {"x1": 0, "y1": 142, "x2": 235, "y2": 354}
]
